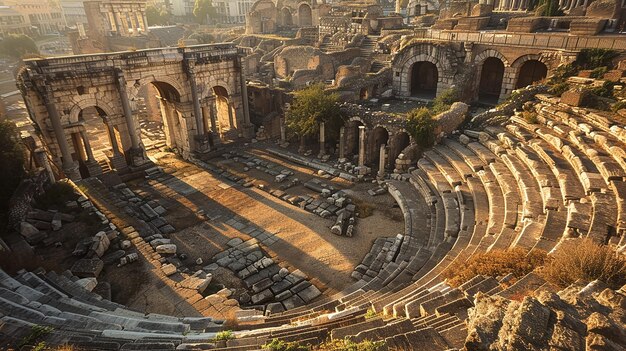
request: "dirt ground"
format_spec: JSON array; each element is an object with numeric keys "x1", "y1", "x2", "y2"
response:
[{"x1": 126, "y1": 146, "x2": 405, "y2": 300}]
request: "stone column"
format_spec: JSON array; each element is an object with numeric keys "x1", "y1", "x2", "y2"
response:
[
  {"x1": 113, "y1": 12, "x2": 123, "y2": 35},
  {"x1": 116, "y1": 70, "x2": 141, "y2": 155},
  {"x1": 280, "y1": 117, "x2": 286, "y2": 143},
  {"x1": 186, "y1": 60, "x2": 204, "y2": 136},
  {"x1": 80, "y1": 130, "x2": 95, "y2": 161},
  {"x1": 339, "y1": 127, "x2": 345, "y2": 161},
  {"x1": 358, "y1": 125, "x2": 366, "y2": 167},
  {"x1": 239, "y1": 65, "x2": 253, "y2": 138},
  {"x1": 106, "y1": 122, "x2": 122, "y2": 156},
  {"x1": 318, "y1": 121, "x2": 325, "y2": 157},
  {"x1": 378, "y1": 144, "x2": 386, "y2": 178},
  {"x1": 81, "y1": 129, "x2": 102, "y2": 176},
  {"x1": 143, "y1": 13, "x2": 149, "y2": 33},
  {"x1": 42, "y1": 86, "x2": 79, "y2": 180}
]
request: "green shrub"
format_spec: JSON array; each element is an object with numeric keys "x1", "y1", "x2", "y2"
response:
[
  {"x1": 18, "y1": 325, "x2": 54, "y2": 348},
  {"x1": 364, "y1": 308, "x2": 377, "y2": 319},
  {"x1": 432, "y1": 88, "x2": 459, "y2": 114},
  {"x1": 611, "y1": 100, "x2": 626, "y2": 112},
  {"x1": 35, "y1": 181, "x2": 78, "y2": 211},
  {"x1": 576, "y1": 49, "x2": 619, "y2": 70},
  {"x1": 442, "y1": 248, "x2": 547, "y2": 287},
  {"x1": 522, "y1": 111, "x2": 539, "y2": 124},
  {"x1": 406, "y1": 107, "x2": 435, "y2": 149},
  {"x1": 549, "y1": 82, "x2": 570, "y2": 96},
  {"x1": 590, "y1": 66, "x2": 608, "y2": 79},
  {"x1": 263, "y1": 339, "x2": 311, "y2": 351},
  {"x1": 214, "y1": 330, "x2": 235, "y2": 341},
  {"x1": 540, "y1": 239, "x2": 626, "y2": 289},
  {"x1": 591, "y1": 80, "x2": 615, "y2": 99},
  {"x1": 318, "y1": 339, "x2": 386, "y2": 351},
  {"x1": 548, "y1": 63, "x2": 578, "y2": 85}
]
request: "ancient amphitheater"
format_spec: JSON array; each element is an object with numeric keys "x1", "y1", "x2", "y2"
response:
[{"x1": 2, "y1": 0, "x2": 626, "y2": 350}]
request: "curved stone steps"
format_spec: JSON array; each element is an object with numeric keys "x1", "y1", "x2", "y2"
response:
[{"x1": 512, "y1": 117, "x2": 617, "y2": 242}]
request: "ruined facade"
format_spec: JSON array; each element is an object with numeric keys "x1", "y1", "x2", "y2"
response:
[{"x1": 17, "y1": 44, "x2": 252, "y2": 181}]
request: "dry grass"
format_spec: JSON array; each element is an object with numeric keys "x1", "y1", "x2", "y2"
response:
[
  {"x1": 442, "y1": 248, "x2": 546, "y2": 287},
  {"x1": 540, "y1": 239, "x2": 626, "y2": 289}
]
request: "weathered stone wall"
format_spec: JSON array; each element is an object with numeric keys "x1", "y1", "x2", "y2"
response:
[
  {"x1": 392, "y1": 40, "x2": 570, "y2": 101},
  {"x1": 17, "y1": 44, "x2": 251, "y2": 181}
]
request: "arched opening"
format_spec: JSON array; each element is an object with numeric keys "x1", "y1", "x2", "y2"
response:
[
  {"x1": 132, "y1": 80, "x2": 182, "y2": 155},
  {"x1": 515, "y1": 59, "x2": 548, "y2": 89},
  {"x1": 369, "y1": 126, "x2": 389, "y2": 169},
  {"x1": 73, "y1": 106, "x2": 117, "y2": 177},
  {"x1": 389, "y1": 131, "x2": 410, "y2": 168},
  {"x1": 359, "y1": 87, "x2": 369, "y2": 100},
  {"x1": 410, "y1": 61, "x2": 438, "y2": 99},
  {"x1": 478, "y1": 57, "x2": 505, "y2": 104},
  {"x1": 281, "y1": 8, "x2": 293, "y2": 26},
  {"x1": 347, "y1": 120, "x2": 364, "y2": 161},
  {"x1": 211, "y1": 86, "x2": 237, "y2": 140},
  {"x1": 298, "y1": 3, "x2": 312, "y2": 26}
]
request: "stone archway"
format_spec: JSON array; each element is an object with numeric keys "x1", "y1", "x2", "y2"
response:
[
  {"x1": 145, "y1": 81, "x2": 184, "y2": 153},
  {"x1": 369, "y1": 126, "x2": 389, "y2": 168},
  {"x1": 298, "y1": 3, "x2": 312, "y2": 26},
  {"x1": 515, "y1": 59, "x2": 548, "y2": 89},
  {"x1": 211, "y1": 86, "x2": 237, "y2": 139},
  {"x1": 346, "y1": 118, "x2": 365, "y2": 159},
  {"x1": 389, "y1": 131, "x2": 410, "y2": 168},
  {"x1": 410, "y1": 61, "x2": 438, "y2": 98},
  {"x1": 478, "y1": 57, "x2": 505, "y2": 103}
]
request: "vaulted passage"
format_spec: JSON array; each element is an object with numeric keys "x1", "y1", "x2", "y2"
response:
[
  {"x1": 478, "y1": 57, "x2": 505, "y2": 103},
  {"x1": 515, "y1": 60, "x2": 548, "y2": 89},
  {"x1": 410, "y1": 61, "x2": 438, "y2": 98}
]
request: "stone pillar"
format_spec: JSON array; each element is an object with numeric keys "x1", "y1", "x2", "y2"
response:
[
  {"x1": 116, "y1": 70, "x2": 141, "y2": 152},
  {"x1": 113, "y1": 12, "x2": 123, "y2": 35},
  {"x1": 106, "y1": 122, "x2": 122, "y2": 156},
  {"x1": 378, "y1": 144, "x2": 386, "y2": 178},
  {"x1": 81, "y1": 129, "x2": 102, "y2": 176},
  {"x1": 339, "y1": 127, "x2": 345, "y2": 162},
  {"x1": 105, "y1": 121, "x2": 129, "y2": 171},
  {"x1": 186, "y1": 59, "x2": 212, "y2": 152},
  {"x1": 280, "y1": 117, "x2": 286, "y2": 143},
  {"x1": 80, "y1": 130, "x2": 95, "y2": 161},
  {"x1": 239, "y1": 66, "x2": 253, "y2": 138},
  {"x1": 318, "y1": 121, "x2": 325, "y2": 158},
  {"x1": 358, "y1": 125, "x2": 366, "y2": 167},
  {"x1": 42, "y1": 86, "x2": 79, "y2": 180},
  {"x1": 186, "y1": 60, "x2": 204, "y2": 136},
  {"x1": 143, "y1": 13, "x2": 149, "y2": 33}
]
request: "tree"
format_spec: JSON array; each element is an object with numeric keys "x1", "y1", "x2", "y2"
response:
[
  {"x1": 405, "y1": 107, "x2": 435, "y2": 149},
  {"x1": 146, "y1": 4, "x2": 170, "y2": 26},
  {"x1": 0, "y1": 120, "x2": 26, "y2": 226},
  {"x1": 0, "y1": 34, "x2": 39, "y2": 59},
  {"x1": 285, "y1": 83, "x2": 344, "y2": 140},
  {"x1": 193, "y1": 0, "x2": 217, "y2": 25}
]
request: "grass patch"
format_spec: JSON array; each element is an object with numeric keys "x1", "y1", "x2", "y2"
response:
[
  {"x1": 263, "y1": 339, "x2": 311, "y2": 351},
  {"x1": 442, "y1": 248, "x2": 546, "y2": 287},
  {"x1": 318, "y1": 339, "x2": 386, "y2": 351},
  {"x1": 214, "y1": 330, "x2": 235, "y2": 341},
  {"x1": 351, "y1": 197, "x2": 375, "y2": 218},
  {"x1": 540, "y1": 239, "x2": 626, "y2": 289},
  {"x1": 18, "y1": 325, "x2": 54, "y2": 349}
]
